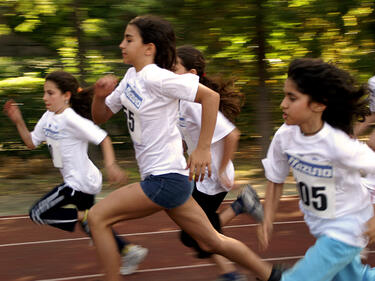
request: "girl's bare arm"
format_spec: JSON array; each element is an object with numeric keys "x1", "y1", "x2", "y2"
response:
[{"x1": 3, "y1": 100, "x2": 35, "y2": 149}]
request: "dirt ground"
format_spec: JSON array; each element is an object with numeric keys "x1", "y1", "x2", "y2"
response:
[{"x1": 0, "y1": 141, "x2": 298, "y2": 216}]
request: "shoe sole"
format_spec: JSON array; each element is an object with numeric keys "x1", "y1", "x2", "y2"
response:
[{"x1": 120, "y1": 247, "x2": 148, "y2": 275}]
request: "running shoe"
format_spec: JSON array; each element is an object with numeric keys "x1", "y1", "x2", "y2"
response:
[
  {"x1": 238, "y1": 184, "x2": 264, "y2": 222},
  {"x1": 257, "y1": 264, "x2": 285, "y2": 281},
  {"x1": 120, "y1": 244, "x2": 148, "y2": 275},
  {"x1": 80, "y1": 209, "x2": 91, "y2": 235},
  {"x1": 216, "y1": 272, "x2": 248, "y2": 281}
]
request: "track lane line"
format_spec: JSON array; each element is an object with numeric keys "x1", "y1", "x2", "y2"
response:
[
  {"x1": 34, "y1": 251, "x2": 375, "y2": 281},
  {"x1": 0, "y1": 220, "x2": 305, "y2": 248}
]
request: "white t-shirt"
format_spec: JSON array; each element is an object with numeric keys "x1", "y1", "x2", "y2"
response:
[
  {"x1": 31, "y1": 107, "x2": 107, "y2": 194},
  {"x1": 105, "y1": 64, "x2": 199, "y2": 180},
  {"x1": 368, "y1": 76, "x2": 375, "y2": 112},
  {"x1": 262, "y1": 122, "x2": 375, "y2": 247},
  {"x1": 178, "y1": 100, "x2": 235, "y2": 195},
  {"x1": 361, "y1": 175, "x2": 375, "y2": 204}
]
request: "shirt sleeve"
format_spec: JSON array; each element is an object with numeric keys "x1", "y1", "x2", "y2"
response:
[
  {"x1": 333, "y1": 131, "x2": 375, "y2": 175},
  {"x1": 30, "y1": 111, "x2": 48, "y2": 147},
  {"x1": 262, "y1": 125, "x2": 290, "y2": 183},
  {"x1": 212, "y1": 112, "x2": 236, "y2": 144},
  {"x1": 160, "y1": 72, "x2": 199, "y2": 102},
  {"x1": 67, "y1": 111, "x2": 107, "y2": 145},
  {"x1": 105, "y1": 72, "x2": 131, "y2": 114}
]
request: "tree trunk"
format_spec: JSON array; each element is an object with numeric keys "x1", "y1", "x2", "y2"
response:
[
  {"x1": 254, "y1": 0, "x2": 271, "y2": 158},
  {"x1": 73, "y1": 0, "x2": 86, "y2": 85}
]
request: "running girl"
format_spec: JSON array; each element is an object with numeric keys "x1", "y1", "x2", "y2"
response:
[
  {"x1": 88, "y1": 15, "x2": 280, "y2": 281},
  {"x1": 259, "y1": 58, "x2": 375, "y2": 281},
  {"x1": 176, "y1": 45, "x2": 263, "y2": 281},
  {"x1": 3, "y1": 70, "x2": 147, "y2": 276}
]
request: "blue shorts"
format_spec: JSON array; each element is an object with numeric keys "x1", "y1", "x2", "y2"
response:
[
  {"x1": 282, "y1": 236, "x2": 375, "y2": 281},
  {"x1": 140, "y1": 173, "x2": 193, "y2": 209}
]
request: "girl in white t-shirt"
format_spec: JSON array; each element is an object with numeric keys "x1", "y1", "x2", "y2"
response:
[
  {"x1": 175, "y1": 45, "x2": 263, "y2": 281},
  {"x1": 89, "y1": 15, "x2": 280, "y2": 281},
  {"x1": 259, "y1": 58, "x2": 375, "y2": 281},
  {"x1": 3, "y1": 70, "x2": 147, "y2": 276}
]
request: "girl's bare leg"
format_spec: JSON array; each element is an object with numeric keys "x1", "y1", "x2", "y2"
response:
[
  {"x1": 211, "y1": 254, "x2": 239, "y2": 275},
  {"x1": 219, "y1": 206, "x2": 237, "y2": 226},
  {"x1": 88, "y1": 182, "x2": 162, "y2": 281},
  {"x1": 166, "y1": 197, "x2": 272, "y2": 281}
]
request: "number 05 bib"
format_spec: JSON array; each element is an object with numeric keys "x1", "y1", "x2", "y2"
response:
[{"x1": 287, "y1": 153, "x2": 336, "y2": 219}]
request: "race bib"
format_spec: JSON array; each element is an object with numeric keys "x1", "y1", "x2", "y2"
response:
[
  {"x1": 287, "y1": 153, "x2": 336, "y2": 218},
  {"x1": 121, "y1": 84, "x2": 143, "y2": 144},
  {"x1": 46, "y1": 137, "x2": 63, "y2": 168},
  {"x1": 122, "y1": 105, "x2": 142, "y2": 144}
]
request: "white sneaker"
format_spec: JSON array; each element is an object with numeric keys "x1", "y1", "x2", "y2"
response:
[{"x1": 120, "y1": 244, "x2": 148, "y2": 275}]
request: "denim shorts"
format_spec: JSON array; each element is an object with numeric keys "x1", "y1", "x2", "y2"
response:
[{"x1": 140, "y1": 173, "x2": 193, "y2": 209}]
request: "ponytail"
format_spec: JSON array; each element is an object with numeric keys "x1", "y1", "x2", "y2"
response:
[
  {"x1": 70, "y1": 86, "x2": 94, "y2": 120},
  {"x1": 200, "y1": 75, "x2": 244, "y2": 123},
  {"x1": 177, "y1": 45, "x2": 244, "y2": 122}
]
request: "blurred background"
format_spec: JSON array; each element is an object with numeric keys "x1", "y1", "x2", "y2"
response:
[{"x1": 0, "y1": 0, "x2": 374, "y2": 214}]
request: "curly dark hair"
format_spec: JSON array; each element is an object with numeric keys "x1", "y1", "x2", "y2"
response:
[
  {"x1": 177, "y1": 45, "x2": 244, "y2": 123},
  {"x1": 129, "y1": 15, "x2": 176, "y2": 71},
  {"x1": 45, "y1": 71, "x2": 93, "y2": 120},
  {"x1": 287, "y1": 58, "x2": 369, "y2": 135}
]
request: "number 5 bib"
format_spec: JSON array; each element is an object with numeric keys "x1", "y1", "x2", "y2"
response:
[
  {"x1": 121, "y1": 84, "x2": 143, "y2": 144},
  {"x1": 287, "y1": 153, "x2": 336, "y2": 219}
]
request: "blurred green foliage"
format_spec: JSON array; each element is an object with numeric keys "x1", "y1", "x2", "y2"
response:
[{"x1": 0, "y1": 0, "x2": 375, "y2": 160}]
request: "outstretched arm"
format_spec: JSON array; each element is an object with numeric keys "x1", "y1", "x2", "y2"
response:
[
  {"x1": 3, "y1": 100, "x2": 35, "y2": 149},
  {"x1": 187, "y1": 83, "x2": 219, "y2": 182},
  {"x1": 92, "y1": 75, "x2": 117, "y2": 124},
  {"x1": 100, "y1": 136, "x2": 128, "y2": 185}
]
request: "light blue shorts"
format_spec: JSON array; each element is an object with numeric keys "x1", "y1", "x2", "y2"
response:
[
  {"x1": 282, "y1": 236, "x2": 375, "y2": 281},
  {"x1": 140, "y1": 173, "x2": 193, "y2": 209}
]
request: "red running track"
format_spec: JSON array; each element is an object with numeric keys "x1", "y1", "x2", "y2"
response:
[{"x1": 0, "y1": 196, "x2": 374, "y2": 281}]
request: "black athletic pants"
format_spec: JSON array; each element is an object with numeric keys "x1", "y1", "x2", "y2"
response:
[
  {"x1": 180, "y1": 183, "x2": 227, "y2": 258},
  {"x1": 29, "y1": 183, "x2": 127, "y2": 252}
]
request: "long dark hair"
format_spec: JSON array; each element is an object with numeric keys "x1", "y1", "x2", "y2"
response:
[
  {"x1": 287, "y1": 58, "x2": 369, "y2": 135},
  {"x1": 45, "y1": 71, "x2": 93, "y2": 120},
  {"x1": 129, "y1": 15, "x2": 176, "y2": 71},
  {"x1": 177, "y1": 45, "x2": 244, "y2": 122}
]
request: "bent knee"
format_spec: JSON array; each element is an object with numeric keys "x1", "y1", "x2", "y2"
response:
[
  {"x1": 196, "y1": 234, "x2": 223, "y2": 254},
  {"x1": 87, "y1": 205, "x2": 104, "y2": 228},
  {"x1": 29, "y1": 206, "x2": 42, "y2": 224}
]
